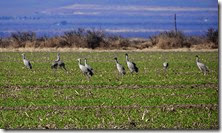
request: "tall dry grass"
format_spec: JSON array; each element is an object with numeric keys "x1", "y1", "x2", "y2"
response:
[{"x1": 0, "y1": 28, "x2": 218, "y2": 50}]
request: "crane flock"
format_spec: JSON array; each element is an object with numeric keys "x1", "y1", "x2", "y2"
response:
[{"x1": 21, "y1": 53, "x2": 210, "y2": 78}]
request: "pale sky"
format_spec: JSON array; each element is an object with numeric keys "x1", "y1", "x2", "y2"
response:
[{"x1": 0, "y1": 0, "x2": 218, "y2": 16}]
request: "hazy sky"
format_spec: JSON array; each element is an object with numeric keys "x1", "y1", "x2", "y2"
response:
[
  {"x1": 0, "y1": 0, "x2": 218, "y2": 16},
  {"x1": 0, "y1": 0, "x2": 218, "y2": 38}
]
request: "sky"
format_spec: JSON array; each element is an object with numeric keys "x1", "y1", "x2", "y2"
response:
[
  {"x1": 0, "y1": 0, "x2": 219, "y2": 38},
  {"x1": 0, "y1": 0, "x2": 218, "y2": 16}
]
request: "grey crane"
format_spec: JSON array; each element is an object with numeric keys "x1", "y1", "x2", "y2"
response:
[
  {"x1": 77, "y1": 58, "x2": 93, "y2": 78},
  {"x1": 22, "y1": 53, "x2": 32, "y2": 69},
  {"x1": 163, "y1": 62, "x2": 169, "y2": 72},
  {"x1": 114, "y1": 57, "x2": 126, "y2": 75},
  {"x1": 51, "y1": 53, "x2": 67, "y2": 71},
  {"x1": 125, "y1": 53, "x2": 138, "y2": 73},
  {"x1": 84, "y1": 58, "x2": 94, "y2": 73},
  {"x1": 196, "y1": 55, "x2": 209, "y2": 75}
]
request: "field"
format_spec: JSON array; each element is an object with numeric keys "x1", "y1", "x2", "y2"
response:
[{"x1": 0, "y1": 51, "x2": 219, "y2": 129}]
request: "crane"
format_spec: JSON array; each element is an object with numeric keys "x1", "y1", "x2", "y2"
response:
[
  {"x1": 114, "y1": 57, "x2": 126, "y2": 75},
  {"x1": 196, "y1": 55, "x2": 209, "y2": 75},
  {"x1": 125, "y1": 53, "x2": 138, "y2": 73},
  {"x1": 21, "y1": 53, "x2": 32, "y2": 69}
]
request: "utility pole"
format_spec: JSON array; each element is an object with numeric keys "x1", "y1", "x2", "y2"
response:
[{"x1": 174, "y1": 14, "x2": 177, "y2": 34}]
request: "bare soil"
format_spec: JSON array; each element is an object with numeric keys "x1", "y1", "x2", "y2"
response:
[
  {"x1": 0, "y1": 103, "x2": 217, "y2": 111},
  {"x1": 0, "y1": 83, "x2": 218, "y2": 91}
]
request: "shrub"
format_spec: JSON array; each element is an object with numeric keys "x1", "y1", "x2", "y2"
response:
[
  {"x1": 86, "y1": 29, "x2": 106, "y2": 49},
  {"x1": 0, "y1": 28, "x2": 218, "y2": 49},
  {"x1": 10, "y1": 32, "x2": 36, "y2": 47},
  {"x1": 149, "y1": 31, "x2": 188, "y2": 49},
  {"x1": 205, "y1": 28, "x2": 218, "y2": 48},
  {"x1": 0, "y1": 38, "x2": 12, "y2": 48},
  {"x1": 62, "y1": 28, "x2": 86, "y2": 47}
]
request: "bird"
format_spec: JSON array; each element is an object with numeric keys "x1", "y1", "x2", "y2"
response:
[
  {"x1": 84, "y1": 58, "x2": 94, "y2": 73},
  {"x1": 196, "y1": 55, "x2": 209, "y2": 75},
  {"x1": 125, "y1": 53, "x2": 138, "y2": 73},
  {"x1": 163, "y1": 62, "x2": 169, "y2": 72},
  {"x1": 21, "y1": 53, "x2": 32, "y2": 69},
  {"x1": 51, "y1": 53, "x2": 60, "y2": 69},
  {"x1": 51, "y1": 53, "x2": 67, "y2": 71},
  {"x1": 114, "y1": 57, "x2": 126, "y2": 75},
  {"x1": 77, "y1": 58, "x2": 93, "y2": 79}
]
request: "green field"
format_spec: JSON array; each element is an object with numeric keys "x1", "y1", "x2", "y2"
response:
[{"x1": 0, "y1": 51, "x2": 218, "y2": 129}]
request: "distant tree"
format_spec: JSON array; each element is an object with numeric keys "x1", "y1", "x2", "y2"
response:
[
  {"x1": 205, "y1": 28, "x2": 218, "y2": 45},
  {"x1": 11, "y1": 32, "x2": 36, "y2": 42},
  {"x1": 86, "y1": 29, "x2": 106, "y2": 49}
]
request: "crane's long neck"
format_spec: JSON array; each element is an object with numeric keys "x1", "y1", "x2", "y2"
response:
[
  {"x1": 196, "y1": 57, "x2": 199, "y2": 62},
  {"x1": 115, "y1": 59, "x2": 119, "y2": 64},
  {"x1": 22, "y1": 55, "x2": 26, "y2": 60},
  {"x1": 56, "y1": 55, "x2": 60, "y2": 61},
  {"x1": 126, "y1": 55, "x2": 129, "y2": 62},
  {"x1": 84, "y1": 59, "x2": 87, "y2": 65},
  {"x1": 78, "y1": 59, "x2": 81, "y2": 66}
]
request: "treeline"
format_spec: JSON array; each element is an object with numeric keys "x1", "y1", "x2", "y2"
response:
[
  {"x1": 0, "y1": 16, "x2": 40, "y2": 20},
  {"x1": 0, "y1": 28, "x2": 218, "y2": 49}
]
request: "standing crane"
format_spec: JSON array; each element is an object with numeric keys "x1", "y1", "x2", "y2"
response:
[
  {"x1": 196, "y1": 55, "x2": 209, "y2": 75},
  {"x1": 114, "y1": 57, "x2": 126, "y2": 75},
  {"x1": 125, "y1": 53, "x2": 138, "y2": 73},
  {"x1": 51, "y1": 53, "x2": 67, "y2": 71},
  {"x1": 77, "y1": 58, "x2": 93, "y2": 79},
  {"x1": 163, "y1": 62, "x2": 169, "y2": 72},
  {"x1": 21, "y1": 53, "x2": 32, "y2": 69},
  {"x1": 84, "y1": 58, "x2": 94, "y2": 73}
]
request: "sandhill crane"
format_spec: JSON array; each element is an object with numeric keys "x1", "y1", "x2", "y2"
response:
[
  {"x1": 163, "y1": 62, "x2": 169, "y2": 72},
  {"x1": 125, "y1": 53, "x2": 138, "y2": 73},
  {"x1": 114, "y1": 57, "x2": 126, "y2": 75},
  {"x1": 51, "y1": 53, "x2": 67, "y2": 71},
  {"x1": 77, "y1": 58, "x2": 93, "y2": 79},
  {"x1": 84, "y1": 58, "x2": 94, "y2": 73},
  {"x1": 196, "y1": 55, "x2": 209, "y2": 75},
  {"x1": 21, "y1": 53, "x2": 32, "y2": 69}
]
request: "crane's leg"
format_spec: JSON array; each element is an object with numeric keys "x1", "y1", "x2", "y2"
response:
[
  {"x1": 52, "y1": 68, "x2": 57, "y2": 77},
  {"x1": 131, "y1": 71, "x2": 133, "y2": 75},
  {"x1": 204, "y1": 71, "x2": 207, "y2": 76},
  {"x1": 63, "y1": 66, "x2": 68, "y2": 74},
  {"x1": 119, "y1": 73, "x2": 124, "y2": 78},
  {"x1": 86, "y1": 75, "x2": 90, "y2": 81},
  {"x1": 83, "y1": 73, "x2": 89, "y2": 81}
]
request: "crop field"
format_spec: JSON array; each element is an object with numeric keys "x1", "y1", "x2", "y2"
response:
[{"x1": 0, "y1": 51, "x2": 219, "y2": 129}]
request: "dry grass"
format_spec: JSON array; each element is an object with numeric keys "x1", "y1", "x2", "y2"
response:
[
  {"x1": 0, "y1": 29, "x2": 218, "y2": 50},
  {"x1": 0, "y1": 47, "x2": 218, "y2": 52}
]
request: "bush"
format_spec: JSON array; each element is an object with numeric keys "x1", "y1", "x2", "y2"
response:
[
  {"x1": 86, "y1": 30, "x2": 106, "y2": 49},
  {"x1": 149, "y1": 31, "x2": 189, "y2": 49},
  {"x1": 10, "y1": 32, "x2": 36, "y2": 47},
  {"x1": 0, "y1": 38, "x2": 12, "y2": 48},
  {"x1": 62, "y1": 28, "x2": 86, "y2": 47},
  {"x1": 0, "y1": 28, "x2": 218, "y2": 49},
  {"x1": 205, "y1": 28, "x2": 218, "y2": 48}
]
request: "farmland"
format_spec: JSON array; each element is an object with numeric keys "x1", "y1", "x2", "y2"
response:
[{"x1": 0, "y1": 51, "x2": 218, "y2": 129}]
